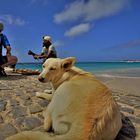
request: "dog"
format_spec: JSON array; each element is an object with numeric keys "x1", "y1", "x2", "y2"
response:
[{"x1": 6, "y1": 57, "x2": 122, "y2": 140}]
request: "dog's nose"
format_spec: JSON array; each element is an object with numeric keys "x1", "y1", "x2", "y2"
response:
[{"x1": 38, "y1": 77, "x2": 45, "y2": 82}]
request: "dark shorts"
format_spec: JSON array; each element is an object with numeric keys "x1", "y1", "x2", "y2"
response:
[
  {"x1": 0, "y1": 56, "x2": 8, "y2": 65},
  {"x1": 43, "y1": 54, "x2": 57, "y2": 63}
]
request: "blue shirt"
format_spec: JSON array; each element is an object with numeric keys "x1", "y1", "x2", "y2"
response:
[{"x1": 0, "y1": 33, "x2": 10, "y2": 56}]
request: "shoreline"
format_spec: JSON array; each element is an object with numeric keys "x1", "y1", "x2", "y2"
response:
[
  {"x1": 96, "y1": 73, "x2": 140, "y2": 79},
  {"x1": 16, "y1": 62, "x2": 140, "y2": 74},
  {"x1": 94, "y1": 67, "x2": 140, "y2": 77}
]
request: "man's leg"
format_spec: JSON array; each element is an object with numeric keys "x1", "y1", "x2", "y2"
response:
[
  {"x1": 0, "y1": 66, "x2": 7, "y2": 76},
  {"x1": 1, "y1": 55, "x2": 18, "y2": 68},
  {"x1": 0, "y1": 56, "x2": 7, "y2": 76}
]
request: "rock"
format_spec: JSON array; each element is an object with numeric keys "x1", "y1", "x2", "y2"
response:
[
  {"x1": 128, "y1": 116, "x2": 140, "y2": 124},
  {"x1": 120, "y1": 107, "x2": 134, "y2": 114},
  {"x1": 37, "y1": 113, "x2": 44, "y2": 120},
  {"x1": 37, "y1": 99, "x2": 49, "y2": 107},
  {"x1": 0, "y1": 100, "x2": 7, "y2": 111},
  {"x1": 0, "y1": 123, "x2": 17, "y2": 140},
  {"x1": 0, "y1": 115, "x2": 3, "y2": 123},
  {"x1": 9, "y1": 99, "x2": 19, "y2": 107},
  {"x1": 20, "y1": 95, "x2": 31, "y2": 100},
  {"x1": 118, "y1": 98, "x2": 138, "y2": 107},
  {"x1": 29, "y1": 104, "x2": 43, "y2": 114},
  {"x1": 136, "y1": 114, "x2": 140, "y2": 118},
  {"x1": 134, "y1": 105, "x2": 140, "y2": 109},
  {"x1": 22, "y1": 99, "x2": 33, "y2": 106},
  {"x1": 15, "y1": 91, "x2": 25, "y2": 96},
  {"x1": 15, "y1": 117, "x2": 42, "y2": 131},
  {"x1": 117, "y1": 115, "x2": 136, "y2": 139},
  {"x1": 115, "y1": 133, "x2": 135, "y2": 140},
  {"x1": 19, "y1": 95, "x2": 32, "y2": 106},
  {"x1": 126, "y1": 95, "x2": 140, "y2": 102},
  {"x1": 28, "y1": 92, "x2": 36, "y2": 97},
  {"x1": 9, "y1": 106, "x2": 27, "y2": 119},
  {"x1": 0, "y1": 91, "x2": 12, "y2": 100}
]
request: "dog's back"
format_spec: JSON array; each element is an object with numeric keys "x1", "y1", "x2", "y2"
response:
[{"x1": 46, "y1": 71, "x2": 122, "y2": 140}]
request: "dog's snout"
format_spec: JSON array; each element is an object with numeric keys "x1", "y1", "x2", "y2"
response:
[{"x1": 38, "y1": 77, "x2": 45, "y2": 82}]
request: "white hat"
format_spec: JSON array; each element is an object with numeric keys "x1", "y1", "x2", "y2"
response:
[{"x1": 43, "y1": 36, "x2": 52, "y2": 42}]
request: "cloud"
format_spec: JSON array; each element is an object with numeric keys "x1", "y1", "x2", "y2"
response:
[
  {"x1": 105, "y1": 38, "x2": 140, "y2": 51},
  {"x1": 0, "y1": 15, "x2": 27, "y2": 26},
  {"x1": 65, "y1": 23, "x2": 91, "y2": 37},
  {"x1": 54, "y1": 0, "x2": 130, "y2": 24},
  {"x1": 118, "y1": 39, "x2": 140, "y2": 48}
]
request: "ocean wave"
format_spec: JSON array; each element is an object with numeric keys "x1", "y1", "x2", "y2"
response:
[{"x1": 96, "y1": 74, "x2": 140, "y2": 79}]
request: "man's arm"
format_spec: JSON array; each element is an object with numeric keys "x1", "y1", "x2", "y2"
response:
[
  {"x1": 37, "y1": 49, "x2": 54, "y2": 59},
  {"x1": 34, "y1": 53, "x2": 48, "y2": 59},
  {"x1": 2, "y1": 34, "x2": 11, "y2": 56},
  {"x1": 5, "y1": 46, "x2": 11, "y2": 56},
  {"x1": 33, "y1": 45, "x2": 55, "y2": 59}
]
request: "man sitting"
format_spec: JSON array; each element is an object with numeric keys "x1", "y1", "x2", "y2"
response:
[
  {"x1": 0, "y1": 22, "x2": 18, "y2": 76},
  {"x1": 28, "y1": 35, "x2": 57, "y2": 63}
]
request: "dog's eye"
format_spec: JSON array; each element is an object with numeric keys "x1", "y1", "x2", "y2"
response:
[
  {"x1": 43, "y1": 65, "x2": 45, "y2": 68},
  {"x1": 50, "y1": 67, "x2": 56, "y2": 70}
]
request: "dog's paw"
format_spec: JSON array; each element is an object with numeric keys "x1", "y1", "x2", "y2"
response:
[
  {"x1": 36, "y1": 92, "x2": 42, "y2": 97},
  {"x1": 44, "y1": 89, "x2": 52, "y2": 94}
]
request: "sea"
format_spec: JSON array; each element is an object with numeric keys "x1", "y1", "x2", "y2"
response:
[{"x1": 16, "y1": 62, "x2": 140, "y2": 77}]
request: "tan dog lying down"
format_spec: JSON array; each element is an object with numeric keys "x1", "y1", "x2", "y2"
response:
[{"x1": 6, "y1": 57, "x2": 122, "y2": 140}]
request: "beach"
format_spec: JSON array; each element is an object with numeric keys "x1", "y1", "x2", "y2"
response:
[{"x1": 0, "y1": 69, "x2": 140, "y2": 140}]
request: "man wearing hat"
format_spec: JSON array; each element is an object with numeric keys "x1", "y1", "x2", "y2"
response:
[
  {"x1": 28, "y1": 35, "x2": 57, "y2": 62},
  {"x1": 0, "y1": 22, "x2": 18, "y2": 76}
]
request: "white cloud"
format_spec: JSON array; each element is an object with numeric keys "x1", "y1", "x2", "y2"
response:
[
  {"x1": 65, "y1": 23, "x2": 91, "y2": 37},
  {"x1": 54, "y1": 0, "x2": 130, "y2": 24},
  {"x1": 106, "y1": 38, "x2": 140, "y2": 51},
  {"x1": 0, "y1": 15, "x2": 27, "y2": 26}
]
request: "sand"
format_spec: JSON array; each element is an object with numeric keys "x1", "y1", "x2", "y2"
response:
[
  {"x1": 0, "y1": 69, "x2": 140, "y2": 140},
  {"x1": 97, "y1": 75, "x2": 140, "y2": 96}
]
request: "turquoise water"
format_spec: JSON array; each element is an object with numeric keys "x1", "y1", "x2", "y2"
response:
[
  {"x1": 76, "y1": 62, "x2": 140, "y2": 72},
  {"x1": 16, "y1": 62, "x2": 140, "y2": 72}
]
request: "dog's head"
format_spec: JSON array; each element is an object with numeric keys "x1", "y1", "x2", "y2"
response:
[{"x1": 38, "y1": 57, "x2": 76, "y2": 84}]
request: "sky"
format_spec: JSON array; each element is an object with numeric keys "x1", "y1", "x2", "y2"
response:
[{"x1": 0, "y1": 0, "x2": 140, "y2": 62}]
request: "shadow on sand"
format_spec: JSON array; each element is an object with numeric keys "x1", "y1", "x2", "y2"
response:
[
  {"x1": 115, "y1": 114, "x2": 137, "y2": 140},
  {"x1": 0, "y1": 74, "x2": 29, "y2": 80}
]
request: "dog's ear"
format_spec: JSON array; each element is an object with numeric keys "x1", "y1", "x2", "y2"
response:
[{"x1": 61, "y1": 57, "x2": 76, "y2": 70}]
